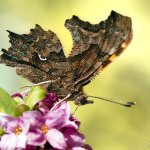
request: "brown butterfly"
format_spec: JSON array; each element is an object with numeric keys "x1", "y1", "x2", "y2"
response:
[{"x1": 0, "y1": 11, "x2": 134, "y2": 106}]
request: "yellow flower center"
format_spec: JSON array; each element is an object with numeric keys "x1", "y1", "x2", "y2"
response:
[
  {"x1": 41, "y1": 125, "x2": 48, "y2": 134},
  {"x1": 14, "y1": 126, "x2": 22, "y2": 135}
]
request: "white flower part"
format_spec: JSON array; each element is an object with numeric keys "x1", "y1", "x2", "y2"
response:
[
  {"x1": 0, "y1": 134, "x2": 17, "y2": 150},
  {"x1": 16, "y1": 133, "x2": 27, "y2": 149}
]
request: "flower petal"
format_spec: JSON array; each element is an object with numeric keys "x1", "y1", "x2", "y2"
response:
[
  {"x1": 46, "y1": 128, "x2": 67, "y2": 149},
  {"x1": 16, "y1": 133, "x2": 27, "y2": 148},
  {"x1": 64, "y1": 116, "x2": 80, "y2": 130},
  {"x1": 18, "y1": 117, "x2": 30, "y2": 134},
  {"x1": 44, "y1": 102, "x2": 70, "y2": 129},
  {"x1": 23, "y1": 111, "x2": 44, "y2": 127},
  {"x1": 37, "y1": 93, "x2": 58, "y2": 113},
  {"x1": 63, "y1": 128, "x2": 84, "y2": 148},
  {"x1": 0, "y1": 112, "x2": 18, "y2": 133},
  {"x1": 70, "y1": 116, "x2": 80, "y2": 128},
  {"x1": 25, "y1": 145, "x2": 37, "y2": 150},
  {"x1": 46, "y1": 92, "x2": 58, "y2": 102},
  {"x1": 27, "y1": 129, "x2": 46, "y2": 146},
  {"x1": 37, "y1": 99, "x2": 52, "y2": 113},
  {"x1": 0, "y1": 134, "x2": 17, "y2": 150}
]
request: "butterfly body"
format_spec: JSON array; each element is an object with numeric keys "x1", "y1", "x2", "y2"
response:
[{"x1": 0, "y1": 11, "x2": 132, "y2": 105}]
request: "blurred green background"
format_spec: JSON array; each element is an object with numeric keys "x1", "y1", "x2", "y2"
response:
[{"x1": 0, "y1": 0, "x2": 150, "y2": 149}]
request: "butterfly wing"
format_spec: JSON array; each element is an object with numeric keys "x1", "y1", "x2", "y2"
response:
[
  {"x1": 0, "y1": 25, "x2": 68, "y2": 91},
  {"x1": 66, "y1": 11, "x2": 132, "y2": 89},
  {"x1": 0, "y1": 11, "x2": 132, "y2": 102}
]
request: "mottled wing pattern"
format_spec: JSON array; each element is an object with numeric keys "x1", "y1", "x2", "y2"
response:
[
  {"x1": 0, "y1": 25, "x2": 67, "y2": 84},
  {"x1": 66, "y1": 11, "x2": 132, "y2": 88},
  {"x1": 0, "y1": 11, "x2": 132, "y2": 101}
]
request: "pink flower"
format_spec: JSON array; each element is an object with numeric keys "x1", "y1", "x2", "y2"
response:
[
  {"x1": 0, "y1": 113, "x2": 30, "y2": 150},
  {"x1": 37, "y1": 92, "x2": 58, "y2": 113},
  {"x1": 23, "y1": 101, "x2": 92, "y2": 150},
  {"x1": 0, "y1": 90, "x2": 92, "y2": 150},
  {"x1": 23, "y1": 102, "x2": 70, "y2": 149},
  {"x1": 61, "y1": 127, "x2": 92, "y2": 150}
]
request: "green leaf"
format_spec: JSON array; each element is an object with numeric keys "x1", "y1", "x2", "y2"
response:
[
  {"x1": 0, "y1": 87, "x2": 18, "y2": 116},
  {"x1": 15, "y1": 104, "x2": 30, "y2": 117},
  {"x1": 25, "y1": 86, "x2": 46, "y2": 109}
]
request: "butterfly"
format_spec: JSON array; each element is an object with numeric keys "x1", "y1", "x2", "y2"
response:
[{"x1": 0, "y1": 11, "x2": 133, "y2": 106}]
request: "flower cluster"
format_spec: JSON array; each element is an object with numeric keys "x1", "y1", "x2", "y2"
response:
[{"x1": 0, "y1": 87, "x2": 92, "y2": 150}]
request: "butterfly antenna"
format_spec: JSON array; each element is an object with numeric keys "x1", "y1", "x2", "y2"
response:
[{"x1": 88, "y1": 96, "x2": 136, "y2": 107}]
